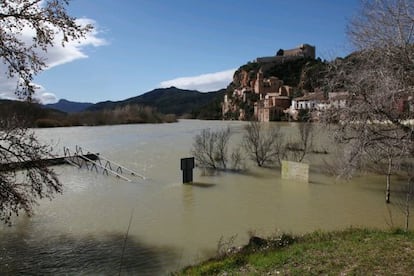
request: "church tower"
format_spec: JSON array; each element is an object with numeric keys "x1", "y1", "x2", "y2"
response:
[{"x1": 254, "y1": 69, "x2": 264, "y2": 94}]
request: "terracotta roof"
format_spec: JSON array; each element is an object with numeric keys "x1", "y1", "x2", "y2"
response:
[{"x1": 294, "y1": 92, "x2": 325, "y2": 101}]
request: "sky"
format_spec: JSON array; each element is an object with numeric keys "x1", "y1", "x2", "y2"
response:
[{"x1": 1, "y1": 0, "x2": 361, "y2": 104}]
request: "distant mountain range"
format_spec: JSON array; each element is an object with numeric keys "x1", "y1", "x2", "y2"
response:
[
  {"x1": 45, "y1": 99, "x2": 93, "y2": 113},
  {"x1": 0, "y1": 86, "x2": 226, "y2": 128},
  {"x1": 43, "y1": 87, "x2": 225, "y2": 119}
]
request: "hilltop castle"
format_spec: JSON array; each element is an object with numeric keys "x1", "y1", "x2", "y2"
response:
[
  {"x1": 255, "y1": 44, "x2": 315, "y2": 63},
  {"x1": 222, "y1": 43, "x2": 317, "y2": 121}
]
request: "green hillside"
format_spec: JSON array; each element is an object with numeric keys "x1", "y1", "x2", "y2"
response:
[{"x1": 88, "y1": 87, "x2": 225, "y2": 118}]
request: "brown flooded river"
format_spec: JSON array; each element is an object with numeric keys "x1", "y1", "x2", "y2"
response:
[{"x1": 0, "y1": 120, "x2": 411, "y2": 275}]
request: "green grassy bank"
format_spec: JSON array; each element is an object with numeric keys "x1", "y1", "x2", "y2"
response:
[{"x1": 177, "y1": 228, "x2": 414, "y2": 275}]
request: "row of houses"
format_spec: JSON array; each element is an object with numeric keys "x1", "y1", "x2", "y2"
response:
[
  {"x1": 224, "y1": 85, "x2": 413, "y2": 122},
  {"x1": 253, "y1": 89, "x2": 413, "y2": 122},
  {"x1": 222, "y1": 68, "x2": 351, "y2": 122},
  {"x1": 282, "y1": 91, "x2": 348, "y2": 121},
  {"x1": 254, "y1": 91, "x2": 350, "y2": 122},
  {"x1": 222, "y1": 43, "x2": 413, "y2": 122}
]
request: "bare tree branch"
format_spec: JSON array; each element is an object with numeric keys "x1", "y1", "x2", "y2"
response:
[
  {"x1": 0, "y1": 0, "x2": 92, "y2": 99},
  {"x1": 322, "y1": 0, "x2": 414, "y2": 202},
  {"x1": 0, "y1": 0, "x2": 92, "y2": 224}
]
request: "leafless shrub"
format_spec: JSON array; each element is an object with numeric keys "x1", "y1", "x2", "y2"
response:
[
  {"x1": 284, "y1": 122, "x2": 314, "y2": 163},
  {"x1": 230, "y1": 146, "x2": 246, "y2": 171},
  {"x1": 243, "y1": 121, "x2": 284, "y2": 167},
  {"x1": 192, "y1": 127, "x2": 231, "y2": 170},
  {"x1": 216, "y1": 234, "x2": 238, "y2": 257},
  {"x1": 321, "y1": 146, "x2": 359, "y2": 178}
]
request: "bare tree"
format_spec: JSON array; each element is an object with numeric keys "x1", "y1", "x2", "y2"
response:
[
  {"x1": 215, "y1": 127, "x2": 231, "y2": 169},
  {"x1": 284, "y1": 122, "x2": 314, "y2": 163},
  {"x1": 230, "y1": 146, "x2": 245, "y2": 171},
  {"x1": 393, "y1": 160, "x2": 414, "y2": 231},
  {"x1": 243, "y1": 121, "x2": 284, "y2": 167},
  {"x1": 0, "y1": 0, "x2": 92, "y2": 224},
  {"x1": 403, "y1": 178, "x2": 413, "y2": 231},
  {"x1": 402, "y1": 169, "x2": 414, "y2": 232},
  {"x1": 0, "y1": 116, "x2": 61, "y2": 225},
  {"x1": 0, "y1": 0, "x2": 92, "y2": 98},
  {"x1": 323, "y1": 0, "x2": 414, "y2": 202},
  {"x1": 363, "y1": 131, "x2": 409, "y2": 203},
  {"x1": 192, "y1": 127, "x2": 231, "y2": 170}
]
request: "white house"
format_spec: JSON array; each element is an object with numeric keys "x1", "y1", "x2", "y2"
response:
[{"x1": 291, "y1": 92, "x2": 326, "y2": 110}]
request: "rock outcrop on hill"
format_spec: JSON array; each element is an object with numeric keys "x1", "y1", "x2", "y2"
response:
[
  {"x1": 45, "y1": 99, "x2": 93, "y2": 113},
  {"x1": 222, "y1": 46, "x2": 328, "y2": 121}
]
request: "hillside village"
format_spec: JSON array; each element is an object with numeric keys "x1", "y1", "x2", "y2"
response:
[
  {"x1": 222, "y1": 44, "x2": 349, "y2": 121},
  {"x1": 222, "y1": 43, "x2": 413, "y2": 122}
]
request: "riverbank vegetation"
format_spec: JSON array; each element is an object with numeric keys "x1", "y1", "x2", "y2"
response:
[
  {"x1": 0, "y1": 100, "x2": 177, "y2": 128},
  {"x1": 191, "y1": 121, "x2": 317, "y2": 171},
  {"x1": 87, "y1": 87, "x2": 226, "y2": 120},
  {"x1": 178, "y1": 228, "x2": 414, "y2": 275},
  {"x1": 45, "y1": 104, "x2": 177, "y2": 126}
]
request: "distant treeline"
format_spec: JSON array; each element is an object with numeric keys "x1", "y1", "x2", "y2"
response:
[
  {"x1": 0, "y1": 100, "x2": 177, "y2": 128},
  {"x1": 88, "y1": 87, "x2": 226, "y2": 119}
]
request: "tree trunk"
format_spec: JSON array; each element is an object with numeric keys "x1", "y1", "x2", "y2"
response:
[
  {"x1": 386, "y1": 174, "x2": 391, "y2": 204},
  {"x1": 385, "y1": 158, "x2": 392, "y2": 204},
  {"x1": 405, "y1": 190, "x2": 410, "y2": 232}
]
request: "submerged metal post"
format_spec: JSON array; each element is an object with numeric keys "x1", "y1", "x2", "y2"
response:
[{"x1": 180, "y1": 157, "x2": 195, "y2": 183}]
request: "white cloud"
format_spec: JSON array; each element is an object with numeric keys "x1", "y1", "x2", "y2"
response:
[
  {"x1": 32, "y1": 85, "x2": 58, "y2": 104},
  {"x1": 0, "y1": 73, "x2": 57, "y2": 104},
  {"x1": 0, "y1": 76, "x2": 18, "y2": 99},
  {"x1": 0, "y1": 16, "x2": 106, "y2": 104},
  {"x1": 35, "y1": 92, "x2": 57, "y2": 104},
  {"x1": 159, "y1": 69, "x2": 236, "y2": 92},
  {"x1": 43, "y1": 18, "x2": 107, "y2": 69}
]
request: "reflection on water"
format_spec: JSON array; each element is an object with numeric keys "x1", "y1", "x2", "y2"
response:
[
  {"x1": 0, "y1": 230, "x2": 178, "y2": 275},
  {"x1": 0, "y1": 120, "x2": 411, "y2": 274}
]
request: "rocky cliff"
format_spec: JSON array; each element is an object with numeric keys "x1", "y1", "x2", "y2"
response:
[
  {"x1": 229, "y1": 57, "x2": 327, "y2": 94},
  {"x1": 223, "y1": 56, "x2": 328, "y2": 120}
]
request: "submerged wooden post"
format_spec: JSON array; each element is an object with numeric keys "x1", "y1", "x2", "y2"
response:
[{"x1": 181, "y1": 157, "x2": 195, "y2": 183}]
